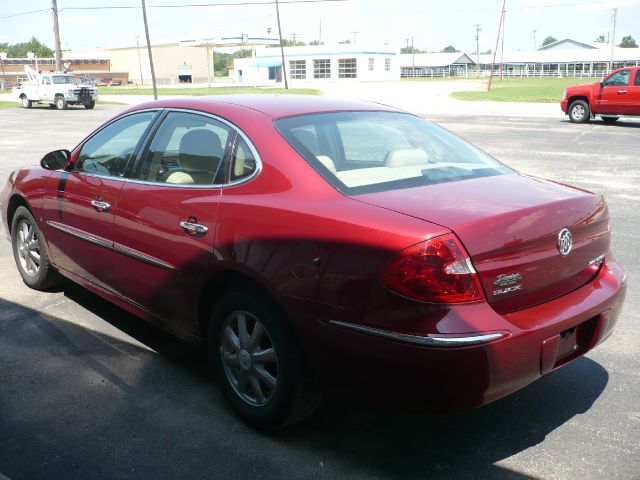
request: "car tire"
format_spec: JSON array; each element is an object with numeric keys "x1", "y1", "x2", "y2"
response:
[
  {"x1": 55, "y1": 95, "x2": 67, "y2": 110},
  {"x1": 11, "y1": 206, "x2": 60, "y2": 290},
  {"x1": 84, "y1": 100, "x2": 96, "y2": 110},
  {"x1": 568, "y1": 100, "x2": 590, "y2": 123},
  {"x1": 208, "y1": 290, "x2": 319, "y2": 430},
  {"x1": 21, "y1": 96, "x2": 32, "y2": 109},
  {"x1": 601, "y1": 116, "x2": 619, "y2": 124}
]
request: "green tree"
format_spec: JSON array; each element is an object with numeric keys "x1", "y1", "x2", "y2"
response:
[
  {"x1": 338, "y1": 39, "x2": 351, "y2": 45},
  {"x1": 440, "y1": 45, "x2": 460, "y2": 53},
  {"x1": 309, "y1": 40, "x2": 324, "y2": 46},
  {"x1": 541, "y1": 36, "x2": 557, "y2": 47},
  {"x1": 266, "y1": 39, "x2": 306, "y2": 48},
  {"x1": 618, "y1": 35, "x2": 638, "y2": 48},
  {"x1": 0, "y1": 37, "x2": 53, "y2": 57},
  {"x1": 400, "y1": 46, "x2": 426, "y2": 54},
  {"x1": 594, "y1": 35, "x2": 607, "y2": 43}
]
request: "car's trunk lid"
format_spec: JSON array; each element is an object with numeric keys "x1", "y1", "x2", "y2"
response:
[{"x1": 356, "y1": 173, "x2": 610, "y2": 314}]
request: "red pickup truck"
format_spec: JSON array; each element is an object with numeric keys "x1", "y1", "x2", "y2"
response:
[{"x1": 562, "y1": 66, "x2": 640, "y2": 123}]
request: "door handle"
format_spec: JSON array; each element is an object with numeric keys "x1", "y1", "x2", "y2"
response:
[
  {"x1": 617, "y1": 90, "x2": 627, "y2": 94},
  {"x1": 91, "y1": 199, "x2": 111, "y2": 212},
  {"x1": 180, "y1": 219, "x2": 208, "y2": 236}
]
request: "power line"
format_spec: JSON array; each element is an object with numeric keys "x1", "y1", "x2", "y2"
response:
[{"x1": 0, "y1": 0, "x2": 346, "y2": 19}]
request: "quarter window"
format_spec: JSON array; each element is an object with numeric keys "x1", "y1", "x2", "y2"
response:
[
  {"x1": 76, "y1": 112, "x2": 156, "y2": 177},
  {"x1": 289, "y1": 60, "x2": 306, "y2": 79},
  {"x1": 230, "y1": 137, "x2": 257, "y2": 182},
  {"x1": 635, "y1": 71, "x2": 640, "y2": 86},
  {"x1": 138, "y1": 111, "x2": 231, "y2": 185},
  {"x1": 313, "y1": 59, "x2": 331, "y2": 79}
]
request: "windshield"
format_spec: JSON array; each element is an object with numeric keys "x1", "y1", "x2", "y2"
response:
[
  {"x1": 275, "y1": 111, "x2": 512, "y2": 194},
  {"x1": 52, "y1": 75, "x2": 75, "y2": 84}
]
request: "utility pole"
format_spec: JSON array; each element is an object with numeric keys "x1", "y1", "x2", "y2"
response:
[
  {"x1": 532, "y1": 29, "x2": 537, "y2": 50},
  {"x1": 51, "y1": 0, "x2": 62, "y2": 71},
  {"x1": 500, "y1": 5, "x2": 506, "y2": 80},
  {"x1": 141, "y1": 0, "x2": 158, "y2": 99},
  {"x1": 609, "y1": 8, "x2": 617, "y2": 72},
  {"x1": 411, "y1": 36, "x2": 415, "y2": 77},
  {"x1": 351, "y1": 31, "x2": 359, "y2": 44},
  {"x1": 474, "y1": 23, "x2": 481, "y2": 74},
  {"x1": 135, "y1": 36, "x2": 144, "y2": 85},
  {"x1": 290, "y1": 33, "x2": 298, "y2": 45},
  {"x1": 275, "y1": 0, "x2": 289, "y2": 89},
  {"x1": 319, "y1": 18, "x2": 322, "y2": 44},
  {"x1": 488, "y1": 0, "x2": 506, "y2": 91}
]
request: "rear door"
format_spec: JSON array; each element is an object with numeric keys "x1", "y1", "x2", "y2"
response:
[
  {"x1": 110, "y1": 110, "x2": 233, "y2": 333},
  {"x1": 42, "y1": 110, "x2": 158, "y2": 291},
  {"x1": 622, "y1": 69, "x2": 640, "y2": 114}
]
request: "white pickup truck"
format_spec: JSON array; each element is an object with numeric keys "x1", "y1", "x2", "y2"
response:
[{"x1": 16, "y1": 66, "x2": 99, "y2": 110}]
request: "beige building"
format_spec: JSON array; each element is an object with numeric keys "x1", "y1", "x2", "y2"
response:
[{"x1": 65, "y1": 43, "x2": 212, "y2": 85}]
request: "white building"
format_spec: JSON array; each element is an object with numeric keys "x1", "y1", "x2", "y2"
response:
[{"x1": 233, "y1": 43, "x2": 400, "y2": 84}]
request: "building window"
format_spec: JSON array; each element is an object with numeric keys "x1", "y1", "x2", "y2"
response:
[
  {"x1": 289, "y1": 60, "x2": 306, "y2": 79},
  {"x1": 385, "y1": 58, "x2": 391, "y2": 71},
  {"x1": 368, "y1": 58, "x2": 374, "y2": 71},
  {"x1": 338, "y1": 58, "x2": 357, "y2": 78},
  {"x1": 313, "y1": 59, "x2": 331, "y2": 79}
]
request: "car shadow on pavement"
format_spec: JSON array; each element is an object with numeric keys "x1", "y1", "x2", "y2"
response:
[{"x1": 0, "y1": 287, "x2": 609, "y2": 480}]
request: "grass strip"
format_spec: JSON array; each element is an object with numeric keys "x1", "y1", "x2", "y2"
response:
[
  {"x1": 451, "y1": 77, "x2": 599, "y2": 103},
  {"x1": 98, "y1": 86, "x2": 322, "y2": 96}
]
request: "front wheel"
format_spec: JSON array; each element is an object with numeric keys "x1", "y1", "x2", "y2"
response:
[
  {"x1": 84, "y1": 100, "x2": 95, "y2": 110},
  {"x1": 208, "y1": 290, "x2": 318, "y2": 430},
  {"x1": 11, "y1": 206, "x2": 59, "y2": 290},
  {"x1": 601, "y1": 116, "x2": 619, "y2": 124},
  {"x1": 21, "y1": 96, "x2": 32, "y2": 109},
  {"x1": 568, "y1": 100, "x2": 590, "y2": 123},
  {"x1": 55, "y1": 96, "x2": 67, "y2": 110}
]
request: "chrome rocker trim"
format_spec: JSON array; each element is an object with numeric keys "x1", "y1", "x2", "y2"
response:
[
  {"x1": 114, "y1": 243, "x2": 176, "y2": 270},
  {"x1": 329, "y1": 320, "x2": 505, "y2": 347},
  {"x1": 47, "y1": 221, "x2": 112, "y2": 249}
]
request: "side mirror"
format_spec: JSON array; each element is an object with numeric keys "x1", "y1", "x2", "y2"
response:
[{"x1": 40, "y1": 149, "x2": 71, "y2": 171}]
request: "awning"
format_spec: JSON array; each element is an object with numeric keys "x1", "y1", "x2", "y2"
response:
[{"x1": 255, "y1": 60, "x2": 282, "y2": 67}]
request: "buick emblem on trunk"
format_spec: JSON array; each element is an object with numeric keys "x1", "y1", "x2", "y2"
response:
[{"x1": 558, "y1": 227, "x2": 573, "y2": 256}]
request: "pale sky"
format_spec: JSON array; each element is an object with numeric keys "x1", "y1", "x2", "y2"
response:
[{"x1": 1, "y1": 0, "x2": 639, "y2": 54}]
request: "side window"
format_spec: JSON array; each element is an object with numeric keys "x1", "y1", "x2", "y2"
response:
[
  {"x1": 230, "y1": 137, "x2": 257, "y2": 182},
  {"x1": 635, "y1": 71, "x2": 640, "y2": 86},
  {"x1": 604, "y1": 70, "x2": 630, "y2": 87},
  {"x1": 138, "y1": 111, "x2": 231, "y2": 185},
  {"x1": 76, "y1": 112, "x2": 155, "y2": 177}
]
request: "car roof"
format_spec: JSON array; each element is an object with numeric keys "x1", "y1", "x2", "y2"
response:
[{"x1": 130, "y1": 94, "x2": 403, "y2": 119}]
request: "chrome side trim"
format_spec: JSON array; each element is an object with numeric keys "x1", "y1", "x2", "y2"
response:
[
  {"x1": 114, "y1": 243, "x2": 176, "y2": 270},
  {"x1": 46, "y1": 221, "x2": 113, "y2": 249},
  {"x1": 328, "y1": 320, "x2": 505, "y2": 347}
]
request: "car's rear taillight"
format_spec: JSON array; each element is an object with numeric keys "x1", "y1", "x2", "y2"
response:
[{"x1": 380, "y1": 233, "x2": 485, "y2": 303}]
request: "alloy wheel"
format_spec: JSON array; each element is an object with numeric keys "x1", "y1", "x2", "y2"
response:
[
  {"x1": 219, "y1": 310, "x2": 279, "y2": 407},
  {"x1": 16, "y1": 219, "x2": 41, "y2": 277}
]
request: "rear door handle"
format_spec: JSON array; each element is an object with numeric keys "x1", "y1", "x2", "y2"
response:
[
  {"x1": 91, "y1": 199, "x2": 111, "y2": 212},
  {"x1": 180, "y1": 219, "x2": 208, "y2": 236}
]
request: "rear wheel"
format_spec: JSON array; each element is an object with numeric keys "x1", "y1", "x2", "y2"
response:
[
  {"x1": 21, "y1": 96, "x2": 32, "y2": 109},
  {"x1": 55, "y1": 95, "x2": 67, "y2": 110},
  {"x1": 568, "y1": 100, "x2": 590, "y2": 123},
  {"x1": 601, "y1": 116, "x2": 619, "y2": 124},
  {"x1": 11, "y1": 206, "x2": 59, "y2": 290},
  {"x1": 208, "y1": 290, "x2": 318, "y2": 430}
]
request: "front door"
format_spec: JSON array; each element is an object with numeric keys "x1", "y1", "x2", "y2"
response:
[
  {"x1": 596, "y1": 69, "x2": 632, "y2": 114},
  {"x1": 42, "y1": 111, "x2": 158, "y2": 291},
  {"x1": 111, "y1": 110, "x2": 232, "y2": 333}
]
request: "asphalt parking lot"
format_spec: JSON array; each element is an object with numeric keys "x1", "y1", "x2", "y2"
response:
[{"x1": 0, "y1": 104, "x2": 638, "y2": 480}]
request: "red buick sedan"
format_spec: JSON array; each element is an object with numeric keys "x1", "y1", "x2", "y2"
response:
[{"x1": 1, "y1": 95, "x2": 627, "y2": 429}]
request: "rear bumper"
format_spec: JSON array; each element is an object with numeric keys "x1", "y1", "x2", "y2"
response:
[{"x1": 292, "y1": 256, "x2": 626, "y2": 410}]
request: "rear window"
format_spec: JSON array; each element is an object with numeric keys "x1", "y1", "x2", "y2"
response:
[{"x1": 275, "y1": 111, "x2": 512, "y2": 194}]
